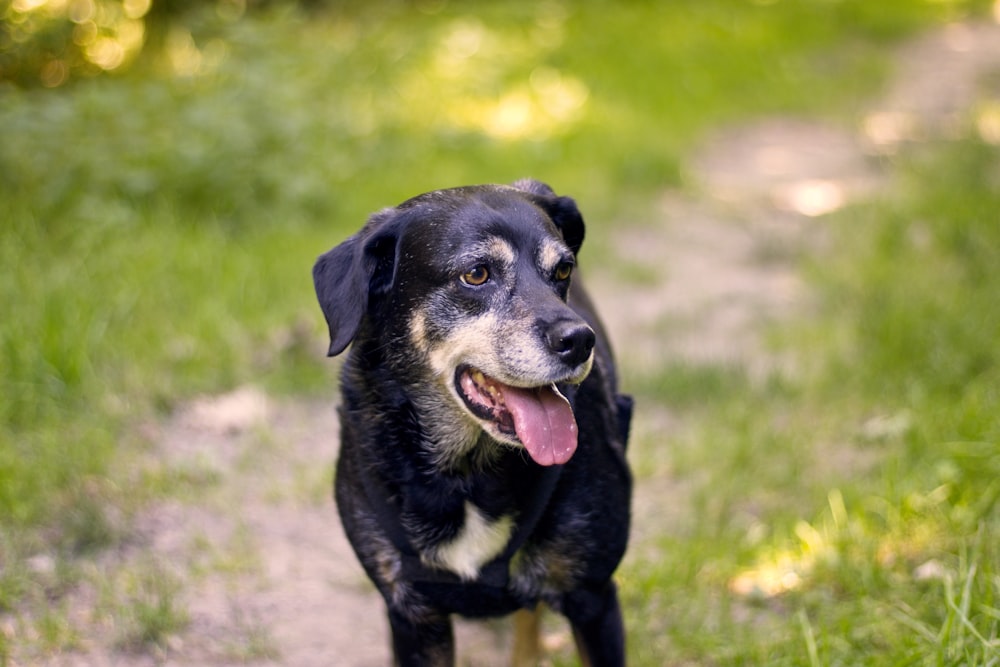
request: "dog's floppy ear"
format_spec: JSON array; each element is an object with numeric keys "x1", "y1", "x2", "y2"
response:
[
  {"x1": 312, "y1": 210, "x2": 402, "y2": 357},
  {"x1": 512, "y1": 178, "x2": 586, "y2": 256}
]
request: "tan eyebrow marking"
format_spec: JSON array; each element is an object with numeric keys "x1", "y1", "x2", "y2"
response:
[
  {"x1": 454, "y1": 236, "x2": 517, "y2": 271},
  {"x1": 537, "y1": 237, "x2": 569, "y2": 272},
  {"x1": 482, "y1": 236, "x2": 516, "y2": 266}
]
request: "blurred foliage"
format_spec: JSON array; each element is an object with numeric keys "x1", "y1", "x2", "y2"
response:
[
  {"x1": 1, "y1": 0, "x2": 149, "y2": 86},
  {"x1": 3, "y1": 0, "x2": 992, "y2": 230},
  {"x1": 1, "y1": 0, "x2": 993, "y2": 87},
  {"x1": 0, "y1": 0, "x2": 281, "y2": 86}
]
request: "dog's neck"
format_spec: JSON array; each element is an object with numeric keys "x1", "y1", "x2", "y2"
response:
[
  {"x1": 346, "y1": 340, "x2": 502, "y2": 473},
  {"x1": 407, "y1": 382, "x2": 504, "y2": 472}
]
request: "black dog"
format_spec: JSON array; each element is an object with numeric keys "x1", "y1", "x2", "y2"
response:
[{"x1": 313, "y1": 180, "x2": 632, "y2": 666}]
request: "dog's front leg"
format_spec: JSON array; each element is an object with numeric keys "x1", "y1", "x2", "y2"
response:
[
  {"x1": 388, "y1": 608, "x2": 455, "y2": 667},
  {"x1": 511, "y1": 607, "x2": 542, "y2": 667},
  {"x1": 562, "y1": 581, "x2": 626, "y2": 667}
]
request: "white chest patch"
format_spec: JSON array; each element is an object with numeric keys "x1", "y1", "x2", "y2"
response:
[{"x1": 431, "y1": 502, "x2": 514, "y2": 581}]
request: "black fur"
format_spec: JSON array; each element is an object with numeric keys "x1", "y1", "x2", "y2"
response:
[{"x1": 313, "y1": 180, "x2": 632, "y2": 666}]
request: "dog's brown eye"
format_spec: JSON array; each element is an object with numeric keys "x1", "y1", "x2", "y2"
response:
[
  {"x1": 461, "y1": 265, "x2": 490, "y2": 286},
  {"x1": 554, "y1": 262, "x2": 573, "y2": 281}
]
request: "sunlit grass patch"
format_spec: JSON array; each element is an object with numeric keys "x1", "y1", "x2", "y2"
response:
[
  {"x1": 727, "y1": 499, "x2": 999, "y2": 664},
  {"x1": 622, "y1": 441, "x2": 998, "y2": 662}
]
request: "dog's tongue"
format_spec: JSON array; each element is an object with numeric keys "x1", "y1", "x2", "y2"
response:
[{"x1": 503, "y1": 384, "x2": 578, "y2": 466}]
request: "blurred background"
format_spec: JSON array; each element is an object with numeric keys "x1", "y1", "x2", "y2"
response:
[{"x1": 2, "y1": 0, "x2": 999, "y2": 664}]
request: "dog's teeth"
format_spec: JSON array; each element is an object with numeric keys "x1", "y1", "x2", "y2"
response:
[{"x1": 468, "y1": 369, "x2": 506, "y2": 406}]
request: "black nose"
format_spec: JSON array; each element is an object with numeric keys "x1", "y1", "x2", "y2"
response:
[{"x1": 546, "y1": 321, "x2": 596, "y2": 367}]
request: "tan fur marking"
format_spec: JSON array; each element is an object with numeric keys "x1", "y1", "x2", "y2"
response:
[
  {"x1": 410, "y1": 310, "x2": 430, "y2": 352},
  {"x1": 512, "y1": 607, "x2": 543, "y2": 667},
  {"x1": 482, "y1": 236, "x2": 516, "y2": 267},
  {"x1": 428, "y1": 311, "x2": 504, "y2": 380},
  {"x1": 537, "y1": 237, "x2": 568, "y2": 273}
]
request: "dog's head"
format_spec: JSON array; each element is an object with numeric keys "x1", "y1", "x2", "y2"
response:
[{"x1": 313, "y1": 179, "x2": 594, "y2": 466}]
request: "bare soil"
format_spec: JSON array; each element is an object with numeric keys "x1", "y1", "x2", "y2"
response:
[{"x1": 13, "y1": 19, "x2": 1000, "y2": 667}]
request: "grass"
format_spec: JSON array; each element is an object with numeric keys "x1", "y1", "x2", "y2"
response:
[
  {"x1": 612, "y1": 136, "x2": 1000, "y2": 665},
  {"x1": 102, "y1": 559, "x2": 190, "y2": 652},
  {"x1": 2, "y1": 0, "x2": 999, "y2": 663}
]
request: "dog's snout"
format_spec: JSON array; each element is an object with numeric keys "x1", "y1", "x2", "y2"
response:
[{"x1": 546, "y1": 321, "x2": 596, "y2": 367}]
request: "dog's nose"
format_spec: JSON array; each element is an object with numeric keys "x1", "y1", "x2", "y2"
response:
[{"x1": 546, "y1": 322, "x2": 596, "y2": 367}]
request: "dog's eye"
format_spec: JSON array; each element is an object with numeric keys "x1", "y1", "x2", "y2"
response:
[
  {"x1": 553, "y1": 262, "x2": 574, "y2": 281},
  {"x1": 461, "y1": 265, "x2": 490, "y2": 286}
]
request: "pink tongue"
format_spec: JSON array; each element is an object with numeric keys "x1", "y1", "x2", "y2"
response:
[{"x1": 502, "y1": 384, "x2": 578, "y2": 466}]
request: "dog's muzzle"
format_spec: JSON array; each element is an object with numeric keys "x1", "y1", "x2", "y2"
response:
[{"x1": 456, "y1": 366, "x2": 580, "y2": 466}]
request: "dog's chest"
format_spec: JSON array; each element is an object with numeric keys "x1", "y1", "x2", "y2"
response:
[
  {"x1": 433, "y1": 501, "x2": 514, "y2": 581},
  {"x1": 419, "y1": 456, "x2": 556, "y2": 583}
]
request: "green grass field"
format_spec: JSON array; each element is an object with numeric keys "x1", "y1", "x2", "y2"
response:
[
  {"x1": 616, "y1": 136, "x2": 1000, "y2": 665},
  {"x1": 2, "y1": 0, "x2": 998, "y2": 663}
]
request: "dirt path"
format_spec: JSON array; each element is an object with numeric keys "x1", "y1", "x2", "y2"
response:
[{"x1": 16, "y1": 19, "x2": 1000, "y2": 667}]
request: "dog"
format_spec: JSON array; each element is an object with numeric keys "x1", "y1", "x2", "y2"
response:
[{"x1": 313, "y1": 179, "x2": 632, "y2": 666}]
